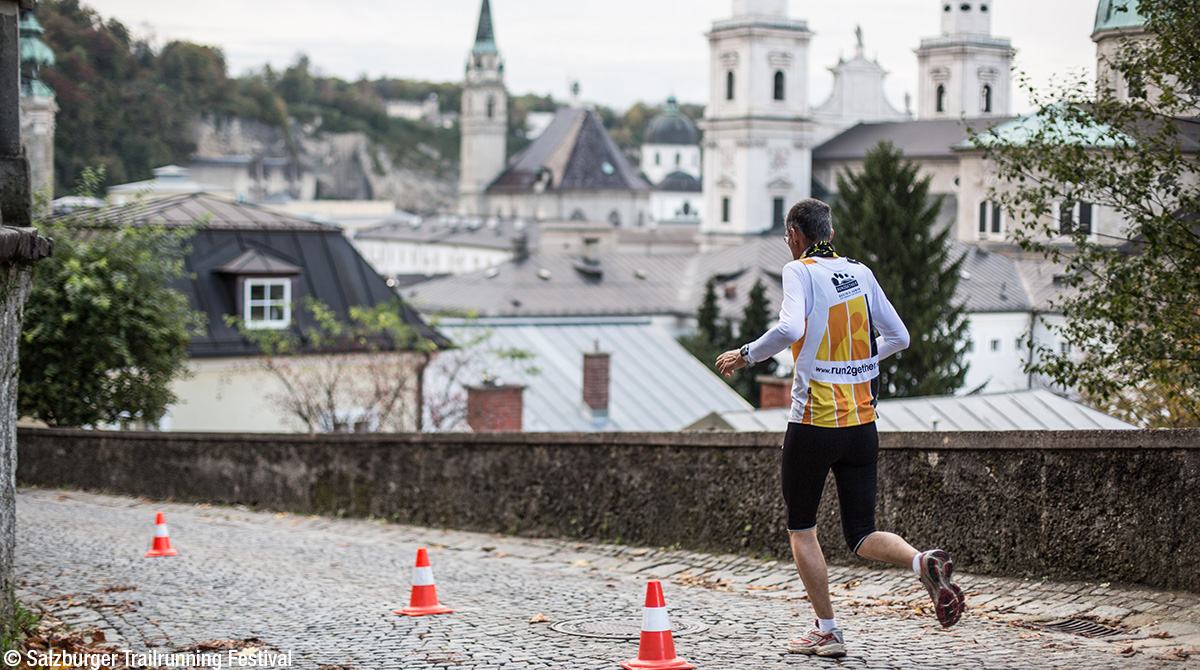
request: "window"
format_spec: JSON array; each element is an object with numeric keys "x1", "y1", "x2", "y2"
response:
[
  {"x1": 1060, "y1": 342, "x2": 1072, "y2": 355},
  {"x1": 721, "y1": 197, "x2": 731, "y2": 223},
  {"x1": 773, "y1": 197, "x2": 785, "y2": 227},
  {"x1": 654, "y1": 152, "x2": 660, "y2": 166},
  {"x1": 981, "y1": 84, "x2": 992, "y2": 113},
  {"x1": 990, "y1": 339, "x2": 1001, "y2": 352},
  {"x1": 966, "y1": 340, "x2": 975, "y2": 353},
  {"x1": 1059, "y1": 201, "x2": 1094, "y2": 235},
  {"x1": 1126, "y1": 71, "x2": 1146, "y2": 99},
  {"x1": 675, "y1": 152, "x2": 681, "y2": 167},
  {"x1": 244, "y1": 278, "x2": 291, "y2": 329},
  {"x1": 486, "y1": 95, "x2": 495, "y2": 119},
  {"x1": 773, "y1": 71, "x2": 785, "y2": 101},
  {"x1": 977, "y1": 200, "x2": 1003, "y2": 236},
  {"x1": 936, "y1": 85, "x2": 947, "y2": 113},
  {"x1": 726, "y1": 71, "x2": 735, "y2": 101},
  {"x1": 682, "y1": 201, "x2": 691, "y2": 216}
]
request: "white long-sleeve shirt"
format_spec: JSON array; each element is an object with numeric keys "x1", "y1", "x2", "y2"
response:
[{"x1": 745, "y1": 255, "x2": 909, "y2": 427}]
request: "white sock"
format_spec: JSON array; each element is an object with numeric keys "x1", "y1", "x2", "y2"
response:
[
  {"x1": 912, "y1": 553, "x2": 923, "y2": 577},
  {"x1": 817, "y1": 617, "x2": 837, "y2": 633}
]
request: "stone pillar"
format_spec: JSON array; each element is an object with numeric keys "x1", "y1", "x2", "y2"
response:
[
  {"x1": 0, "y1": 0, "x2": 51, "y2": 635},
  {"x1": 466, "y1": 382, "x2": 524, "y2": 432}
]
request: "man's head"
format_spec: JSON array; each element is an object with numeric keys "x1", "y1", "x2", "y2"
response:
[{"x1": 785, "y1": 198, "x2": 833, "y2": 244}]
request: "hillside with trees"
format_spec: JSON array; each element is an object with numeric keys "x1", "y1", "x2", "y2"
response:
[{"x1": 38, "y1": 0, "x2": 697, "y2": 203}]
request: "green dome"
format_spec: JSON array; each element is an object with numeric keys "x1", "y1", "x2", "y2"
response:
[{"x1": 1093, "y1": 0, "x2": 1144, "y2": 36}]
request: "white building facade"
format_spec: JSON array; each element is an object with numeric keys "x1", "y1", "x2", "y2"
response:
[
  {"x1": 915, "y1": 1, "x2": 1015, "y2": 119},
  {"x1": 701, "y1": 0, "x2": 814, "y2": 237}
]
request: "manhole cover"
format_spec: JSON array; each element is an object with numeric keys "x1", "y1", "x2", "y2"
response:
[
  {"x1": 1038, "y1": 618, "x2": 1126, "y2": 638},
  {"x1": 551, "y1": 617, "x2": 709, "y2": 639}
]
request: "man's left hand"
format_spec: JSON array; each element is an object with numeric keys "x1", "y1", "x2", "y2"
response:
[{"x1": 715, "y1": 349, "x2": 747, "y2": 377}]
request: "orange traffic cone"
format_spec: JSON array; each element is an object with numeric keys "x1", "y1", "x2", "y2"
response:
[
  {"x1": 621, "y1": 580, "x2": 694, "y2": 670},
  {"x1": 145, "y1": 512, "x2": 178, "y2": 557},
  {"x1": 396, "y1": 548, "x2": 453, "y2": 616}
]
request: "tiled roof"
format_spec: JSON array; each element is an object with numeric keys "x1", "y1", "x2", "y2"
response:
[
  {"x1": 354, "y1": 215, "x2": 538, "y2": 252},
  {"x1": 953, "y1": 242, "x2": 1032, "y2": 313},
  {"x1": 408, "y1": 235, "x2": 1052, "y2": 321},
  {"x1": 488, "y1": 108, "x2": 650, "y2": 193},
  {"x1": 429, "y1": 318, "x2": 752, "y2": 431},
  {"x1": 815, "y1": 117, "x2": 1013, "y2": 161}
]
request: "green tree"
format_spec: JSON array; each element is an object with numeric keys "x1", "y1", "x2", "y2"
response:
[
  {"x1": 832, "y1": 140, "x2": 970, "y2": 397},
  {"x1": 976, "y1": 0, "x2": 1200, "y2": 426},
  {"x1": 731, "y1": 278, "x2": 779, "y2": 406},
  {"x1": 19, "y1": 170, "x2": 203, "y2": 426}
]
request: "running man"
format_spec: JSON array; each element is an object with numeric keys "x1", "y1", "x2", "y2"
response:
[{"x1": 715, "y1": 198, "x2": 965, "y2": 658}]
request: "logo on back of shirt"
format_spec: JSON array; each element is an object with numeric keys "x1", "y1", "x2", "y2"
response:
[{"x1": 830, "y1": 272, "x2": 859, "y2": 293}]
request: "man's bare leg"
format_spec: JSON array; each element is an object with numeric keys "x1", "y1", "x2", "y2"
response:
[
  {"x1": 789, "y1": 529, "x2": 834, "y2": 619},
  {"x1": 855, "y1": 531, "x2": 918, "y2": 567}
]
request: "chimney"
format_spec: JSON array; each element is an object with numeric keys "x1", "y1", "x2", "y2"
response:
[
  {"x1": 511, "y1": 231, "x2": 529, "y2": 262},
  {"x1": 582, "y1": 341, "x2": 610, "y2": 425},
  {"x1": 466, "y1": 381, "x2": 525, "y2": 431},
  {"x1": 757, "y1": 376, "x2": 792, "y2": 409}
]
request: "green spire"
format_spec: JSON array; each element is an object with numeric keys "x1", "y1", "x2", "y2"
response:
[
  {"x1": 19, "y1": 9, "x2": 55, "y2": 98},
  {"x1": 472, "y1": 0, "x2": 498, "y2": 54}
]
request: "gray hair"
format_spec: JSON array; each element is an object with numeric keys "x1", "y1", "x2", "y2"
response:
[{"x1": 786, "y1": 198, "x2": 833, "y2": 242}]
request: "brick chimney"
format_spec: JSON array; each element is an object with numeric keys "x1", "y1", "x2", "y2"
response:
[
  {"x1": 757, "y1": 375, "x2": 793, "y2": 409},
  {"x1": 466, "y1": 382, "x2": 525, "y2": 431},
  {"x1": 582, "y1": 342, "x2": 610, "y2": 424}
]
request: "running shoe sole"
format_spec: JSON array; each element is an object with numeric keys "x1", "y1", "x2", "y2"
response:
[{"x1": 919, "y1": 549, "x2": 966, "y2": 628}]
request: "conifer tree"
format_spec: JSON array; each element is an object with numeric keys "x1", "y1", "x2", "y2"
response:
[
  {"x1": 832, "y1": 141, "x2": 969, "y2": 397},
  {"x1": 732, "y1": 278, "x2": 778, "y2": 405}
]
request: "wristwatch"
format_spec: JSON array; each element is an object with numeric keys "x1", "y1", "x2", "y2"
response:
[{"x1": 739, "y1": 343, "x2": 751, "y2": 363}]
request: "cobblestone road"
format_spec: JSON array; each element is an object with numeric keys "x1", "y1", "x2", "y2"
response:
[{"x1": 15, "y1": 489, "x2": 1200, "y2": 669}]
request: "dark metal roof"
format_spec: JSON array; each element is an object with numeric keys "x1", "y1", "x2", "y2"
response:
[
  {"x1": 212, "y1": 249, "x2": 302, "y2": 276},
  {"x1": 473, "y1": 0, "x2": 498, "y2": 53},
  {"x1": 656, "y1": 170, "x2": 702, "y2": 192},
  {"x1": 644, "y1": 98, "x2": 700, "y2": 145},
  {"x1": 52, "y1": 194, "x2": 448, "y2": 357},
  {"x1": 488, "y1": 108, "x2": 650, "y2": 193},
  {"x1": 814, "y1": 118, "x2": 1014, "y2": 161}
]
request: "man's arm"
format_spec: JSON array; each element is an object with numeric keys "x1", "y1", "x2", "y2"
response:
[
  {"x1": 715, "y1": 263, "x2": 807, "y2": 377},
  {"x1": 869, "y1": 270, "x2": 909, "y2": 360}
]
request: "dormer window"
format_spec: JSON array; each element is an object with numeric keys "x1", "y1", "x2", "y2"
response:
[
  {"x1": 244, "y1": 278, "x2": 291, "y2": 329},
  {"x1": 213, "y1": 248, "x2": 301, "y2": 331}
]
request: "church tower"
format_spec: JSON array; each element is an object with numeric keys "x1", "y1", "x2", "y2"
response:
[
  {"x1": 700, "y1": 0, "x2": 813, "y2": 238},
  {"x1": 458, "y1": 0, "x2": 507, "y2": 216},
  {"x1": 915, "y1": 1, "x2": 1014, "y2": 119},
  {"x1": 18, "y1": 8, "x2": 57, "y2": 200}
]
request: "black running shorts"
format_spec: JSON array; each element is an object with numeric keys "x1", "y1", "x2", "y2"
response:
[{"x1": 781, "y1": 421, "x2": 879, "y2": 553}]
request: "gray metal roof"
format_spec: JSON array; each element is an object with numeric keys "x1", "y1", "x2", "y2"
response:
[
  {"x1": 489, "y1": 108, "x2": 650, "y2": 193},
  {"x1": 53, "y1": 192, "x2": 329, "y2": 231},
  {"x1": 814, "y1": 118, "x2": 1014, "y2": 161},
  {"x1": 685, "y1": 389, "x2": 1135, "y2": 432},
  {"x1": 430, "y1": 318, "x2": 752, "y2": 431}
]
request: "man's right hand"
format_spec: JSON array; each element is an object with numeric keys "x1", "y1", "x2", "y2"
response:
[{"x1": 715, "y1": 349, "x2": 748, "y2": 378}]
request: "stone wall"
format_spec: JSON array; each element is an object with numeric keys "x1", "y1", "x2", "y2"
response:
[{"x1": 16, "y1": 428, "x2": 1200, "y2": 592}]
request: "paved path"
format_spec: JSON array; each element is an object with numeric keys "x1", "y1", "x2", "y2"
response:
[{"x1": 15, "y1": 488, "x2": 1200, "y2": 669}]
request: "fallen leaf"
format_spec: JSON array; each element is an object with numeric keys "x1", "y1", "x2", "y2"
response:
[
  {"x1": 570, "y1": 560, "x2": 589, "y2": 568},
  {"x1": 91, "y1": 631, "x2": 106, "y2": 643},
  {"x1": 1149, "y1": 631, "x2": 1175, "y2": 639},
  {"x1": 528, "y1": 614, "x2": 550, "y2": 623}
]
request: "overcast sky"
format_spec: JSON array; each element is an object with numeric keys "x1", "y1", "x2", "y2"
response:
[{"x1": 78, "y1": 0, "x2": 1102, "y2": 114}]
